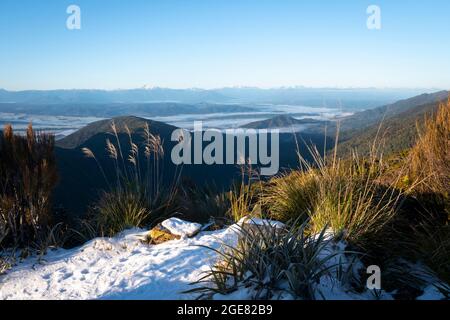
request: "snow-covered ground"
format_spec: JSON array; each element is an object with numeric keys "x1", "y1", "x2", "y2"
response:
[
  {"x1": 0, "y1": 221, "x2": 446, "y2": 300},
  {"x1": 0, "y1": 227, "x2": 239, "y2": 300}
]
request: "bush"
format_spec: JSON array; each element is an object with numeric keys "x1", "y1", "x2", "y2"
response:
[{"x1": 0, "y1": 124, "x2": 58, "y2": 248}]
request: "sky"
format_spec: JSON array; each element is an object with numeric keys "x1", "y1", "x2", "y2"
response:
[{"x1": 1, "y1": 0, "x2": 450, "y2": 91}]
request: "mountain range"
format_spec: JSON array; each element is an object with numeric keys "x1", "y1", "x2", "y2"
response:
[
  {"x1": 0, "y1": 101, "x2": 255, "y2": 118},
  {"x1": 0, "y1": 87, "x2": 435, "y2": 109}
]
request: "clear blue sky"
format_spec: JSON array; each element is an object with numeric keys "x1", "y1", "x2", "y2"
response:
[{"x1": 1, "y1": 0, "x2": 450, "y2": 90}]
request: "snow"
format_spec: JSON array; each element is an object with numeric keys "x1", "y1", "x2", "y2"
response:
[
  {"x1": 161, "y1": 218, "x2": 202, "y2": 238},
  {"x1": 0, "y1": 220, "x2": 446, "y2": 300},
  {"x1": 417, "y1": 285, "x2": 447, "y2": 300},
  {"x1": 237, "y1": 216, "x2": 285, "y2": 229},
  {"x1": 0, "y1": 227, "x2": 239, "y2": 300}
]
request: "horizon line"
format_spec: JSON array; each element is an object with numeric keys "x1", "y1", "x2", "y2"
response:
[{"x1": 1, "y1": 86, "x2": 446, "y2": 93}]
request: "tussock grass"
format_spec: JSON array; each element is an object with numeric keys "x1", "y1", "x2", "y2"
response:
[
  {"x1": 83, "y1": 122, "x2": 179, "y2": 237},
  {"x1": 308, "y1": 155, "x2": 402, "y2": 244},
  {"x1": 265, "y1": 143, "x2": 404, "y2": 245},
  {"x1": 187, "y1": 221, "x2": 357, "y2": 300},
  {"x1": 264, "y1": 170, "x2": 318, "y2": 223},
  {"x1": 228, "y1": 164, "x2": 263, "y2": 222},
  {"x1": 408, "y1": 100, "x2": 450, "y2": 221},
  {"x1": 93, "y1": 186, "x2": 150, "y2": 237},
  {"x1": 401, "y1": 100, "x2": 450, "y2": 289}
]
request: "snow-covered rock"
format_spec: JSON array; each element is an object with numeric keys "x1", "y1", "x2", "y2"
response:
[
  {"x1": 148, "y1": 224, "x2": 180, "y2": 244},
  {"x1": 161, "y1": 218, "x2": 202, "y2": 238}
]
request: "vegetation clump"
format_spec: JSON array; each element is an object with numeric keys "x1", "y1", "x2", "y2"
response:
[
  {"x1": 82, "y1": 122, "x2": 179, "y2": 237},
  {"x1": 0, "y1": 124, "x2": 58, "y2": 249}
]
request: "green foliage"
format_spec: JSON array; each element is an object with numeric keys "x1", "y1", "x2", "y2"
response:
[
  {"x1": 0, "y1": 254, "x2": 14, "y2": 275},
  {"x1": 308, "y1": 159, "x2": 401, "y2": 244}
]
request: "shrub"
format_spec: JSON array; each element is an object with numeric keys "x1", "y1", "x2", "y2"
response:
[
  {"x1": 0, "y1": 124, "x2": 58, "y2": 248},
  {"x1": 0, "y1": 253, "x2": 14, "y2": 275}
]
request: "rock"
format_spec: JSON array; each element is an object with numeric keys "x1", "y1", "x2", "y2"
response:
[
  {"x1": 148, "y1": 224, "x2": 181, "y2": 244},
  {"x1": 161, "y1": 218, "x2": 202, "y2": 238},
  {"x1": 147, "y1": 218, "x2": 204, "y2": 244}
]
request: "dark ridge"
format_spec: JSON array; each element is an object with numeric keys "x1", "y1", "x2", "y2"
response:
[
  {"x1": 240, "y1": 115, "x2": 324, "y2": 129},
  {"x1": 56, "y1": 115, "x2": 178, "y2": 149}
]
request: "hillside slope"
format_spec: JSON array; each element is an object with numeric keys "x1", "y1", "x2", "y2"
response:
[
  {"x1": 339, "y1": 90, "x2": 449, "y2": 132},
  {"x1": 337, "y1": 97, "x2": 449, "y2": 157},
  {"x1": 56, "y1": 116, "x2": 177, "y2": 149}
]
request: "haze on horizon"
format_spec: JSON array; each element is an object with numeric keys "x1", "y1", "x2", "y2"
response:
[{"x1": 1, "y1": 0, "x2": 450, "y2": 91}]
